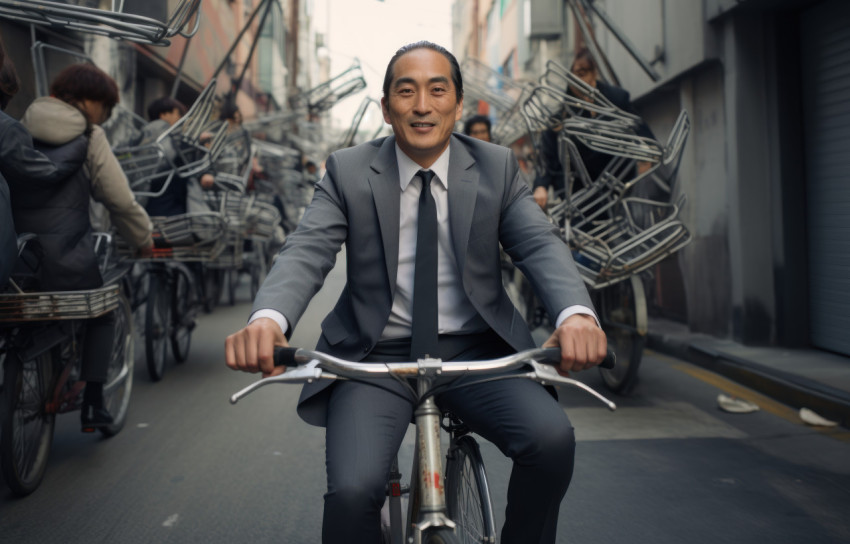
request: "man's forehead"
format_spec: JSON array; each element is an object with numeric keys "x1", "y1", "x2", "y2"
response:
[{"x1": 391, "y1": 48, "x2": 453, "y2": 83}]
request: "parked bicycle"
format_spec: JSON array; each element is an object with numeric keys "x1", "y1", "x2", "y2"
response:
[
  {"x1": 0, "y1": 234, "x2": 134, "y2": 496},
  {"x1": 230, "y1": 346, "x2": 615, "y2": 544}
]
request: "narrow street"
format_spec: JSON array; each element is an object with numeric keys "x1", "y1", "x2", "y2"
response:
[{"x1": 2, "y1": 254, "x2": 848, "y2": 543}]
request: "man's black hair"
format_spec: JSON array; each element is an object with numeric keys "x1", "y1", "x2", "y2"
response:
[
  {"x1": 463, "y1": 114, "x2": 491, "y2": 136},
  {"x1": 147, "y1": 96, "x2": 187, "y2": 121},
  {"x1": 382, "y1": 41, "x2": 463, "y2": 102},
  {"x1": 571, "y1": 47, "x2": 599, "y2": 74},
  {"x1": 220, "y1": 100, "x2": 240, "y2": 121}
]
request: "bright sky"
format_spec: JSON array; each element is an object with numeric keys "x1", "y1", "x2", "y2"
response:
[{"x1": 312, "y1": 0, "x2": 455, "y2": 131}]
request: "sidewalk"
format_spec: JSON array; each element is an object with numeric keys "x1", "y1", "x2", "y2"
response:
[{"x1": 646, "y1": 317, "x2": 850, "y2": 429}]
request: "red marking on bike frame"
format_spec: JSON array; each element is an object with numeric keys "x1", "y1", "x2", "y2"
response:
[{"x1": 433, "y1": 473, "x2": 442, "y2": 492}]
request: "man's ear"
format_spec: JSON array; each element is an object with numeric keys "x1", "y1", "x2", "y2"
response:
[
  {"x1": 381, "y1": 97, "x2": 391, "y2": 124},
  {"x1": 454, "y1": 96, "x2": 464, "y2": 121}
]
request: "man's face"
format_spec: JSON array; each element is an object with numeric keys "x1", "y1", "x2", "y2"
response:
[
  {"x1": 160, "y1": 108, "x2": 182, "y2": 126},
  {"x1": 381, "y1": 48, "x2": 463, "y2": 168},
  {"x1": 571, "y1": 58, "x2": 597, "y2": 89},
  {"x1": 468, "y1": 122, "x2": 490, "y2": 142},
  {"x1": 80, "y1": 99, "x2": 111, "y2": 125}
]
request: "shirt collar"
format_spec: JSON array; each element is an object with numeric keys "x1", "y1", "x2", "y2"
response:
[{"x1": 395, "y1": 142, "x2": 450, "y2": 191}]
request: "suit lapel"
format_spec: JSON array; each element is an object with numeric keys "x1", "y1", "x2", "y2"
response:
[
  {"x1": 368, "y1": 136, "x2": 402, "y2": 293},
  {"x1": 447, "y1": 136, "x2": 479, "y2": 275}
]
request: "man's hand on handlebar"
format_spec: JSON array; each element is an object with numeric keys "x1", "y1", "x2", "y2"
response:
[
  {"x1": 542, "y1": 313, "x2": 607, "y2": 376},
  {"x1": 225, "y1": 317, "x2": 289, "y2": 378}
]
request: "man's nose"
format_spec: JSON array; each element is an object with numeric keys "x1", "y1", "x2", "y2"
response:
[{"x1": 413, "y1": 92, "x2": 431, "y2": 115}]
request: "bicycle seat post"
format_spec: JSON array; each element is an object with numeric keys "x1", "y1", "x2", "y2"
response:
[{"x1": 411, "y1": 357, "x2": 457, "y2": 539}]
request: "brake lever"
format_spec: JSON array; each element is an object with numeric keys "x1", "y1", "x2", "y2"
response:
[
  {"x1": 527, "y1": 361, "x2": 617, "y2": 411},
  {"x1": 230, "y1": 360, "x2": 332, "y2": 405}
]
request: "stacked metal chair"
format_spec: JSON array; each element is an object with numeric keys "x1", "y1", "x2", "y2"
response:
[
  {"x1": 288, "y1": 60, "x2": 367, "y2": 116},
  {"x1": 0, "y1": 0, "x2": 201, "y2": 46},
  {"x1": 522, "y1": 60, "x2": 692, "y2": 289},
  {"x1": 115, "y1": 80, "x2": 229, "y2": 262}
]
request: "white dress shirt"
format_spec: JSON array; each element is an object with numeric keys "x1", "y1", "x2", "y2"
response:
[{"x1": 249, "y1": 144, "x2": 596, "y2": 335}]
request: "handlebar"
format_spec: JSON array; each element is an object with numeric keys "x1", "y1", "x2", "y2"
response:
[
  {"x1": 273, "y1": 346, "x2": 615, "y2": 370},
  {"x1": 230, "y1": 347, "x2": 617, "y2": 411}
]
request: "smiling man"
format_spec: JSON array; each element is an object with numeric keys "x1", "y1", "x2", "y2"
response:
[{"x1": 226, "y1": 41, "x2": 606, "y2": 544}]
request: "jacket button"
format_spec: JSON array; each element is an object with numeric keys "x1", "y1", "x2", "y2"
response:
[{"x1": 363, "y1": 345, "x2": 370, "y2": 353}]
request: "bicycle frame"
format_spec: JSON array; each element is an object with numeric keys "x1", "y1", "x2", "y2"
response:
[{"x1": 230, "y1": 348, "x2": 615, "y2": 543}]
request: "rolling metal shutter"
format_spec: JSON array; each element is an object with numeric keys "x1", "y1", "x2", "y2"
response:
[{"x1": 802, "y1": 0, "x2": 850, "y2": 355}]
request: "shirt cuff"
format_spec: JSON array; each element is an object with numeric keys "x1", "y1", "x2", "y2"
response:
[
  {"x1": 555, "y1": 305, "x2": 600, "y2": 329},
  {"x1": 248, "y1": 309, "x2": 289, "y2": 335}
]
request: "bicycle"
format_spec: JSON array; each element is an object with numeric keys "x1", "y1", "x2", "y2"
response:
[
  {"x1": 122, "y1": 212, "x2": 226, "y2": 381},
  {"x1": 230, "y1": 346, "x2": 615, "y2": 543},
  {"x1": 0, "y1": 235, "x2": 135, "y2": 496}
]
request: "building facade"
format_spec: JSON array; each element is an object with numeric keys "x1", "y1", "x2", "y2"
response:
[{"x1": 0, "y1": 0, "x2": 311, "y2": 130}]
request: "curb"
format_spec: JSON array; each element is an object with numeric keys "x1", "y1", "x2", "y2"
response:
[{"x1": 646, "y1": 332, "x2": 850, "y2": 429}]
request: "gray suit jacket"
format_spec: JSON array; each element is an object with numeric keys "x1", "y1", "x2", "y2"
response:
[{"x1": 253, "y1": 133, "x2": 593, "y2": 426}]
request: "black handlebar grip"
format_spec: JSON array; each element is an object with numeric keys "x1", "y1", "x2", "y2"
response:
[
  {"x1": 273, "y1": 347, "x2": 301, "y2": 367},
  {"x1": 541, "y1": 347, "x2": 616, "y2": 369}
]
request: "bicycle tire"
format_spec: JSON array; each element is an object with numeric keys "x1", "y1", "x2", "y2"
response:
[
  {"x1": 249, "y1": 246, "x2": 267, "y2": 302},
  {"x1": 101, "y1": 294, "x2": 134, "y2": 437},
  {"x1": 598, "y1": 275, "x2": 646, "y2": 395},
  {"x1": 422, "y1": 527, "x2": 462, "y2": 544},
  {"x1": 145, "y1": 272, "x2": 171, "y2": 381},
  {"x1": 170, "y1": 268, "x2": 193, "y2": 363},
  {"x1": 445, "y1": 435, "x2": 497, "y2": 544},
  {"x1": 201, "y1": 265, "x2": 221, "y2": 314},
  {"x1": 0, "y1": 347, "x2": 56, "y2": 496},
  {"x1": 226, "y1": 268, "x2": 238, "y2": 306}
]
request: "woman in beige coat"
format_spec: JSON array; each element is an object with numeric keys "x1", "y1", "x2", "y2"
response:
[{"x1": 7, "y1": 63, "x2": 152, "y2": 430}]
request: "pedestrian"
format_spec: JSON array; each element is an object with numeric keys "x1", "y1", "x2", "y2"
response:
[
  {"x1": 6, "y1": 62, "x2": 153, "y2": 431},
  {"x1": 533, "y1": 47, "x2": 655, "y2": 209},
  {"x1": 225, "y1": 41, "x2": 606, "y2": 544},
  {"x1": 463, "y1": 113, "x2": 492, "y2": 142}
]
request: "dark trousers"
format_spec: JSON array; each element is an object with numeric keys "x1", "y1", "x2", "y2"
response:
[
  {"x1": 322, "y1": 331, "x2": 576, "y2": 544},
  {"x1": 80, "y1": 312, "x2": 114, "y2": 383}
]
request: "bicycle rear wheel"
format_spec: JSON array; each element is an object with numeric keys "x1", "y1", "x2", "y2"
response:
[
  {"x1": 0, "y1": 347, "x2": 56, "y2": 496},
  {"x1": 597, "y1": 274, "x2": 646, "y2": 395},
  {"x1": 445, "y1": 435, "x2": 497, "y2": 544},
  {"x1": 101, "y1": 294, "x2": 134, "y2": 437},
  {"x1": 145, "y1": 272, "x2": 171, "y2": 381},
  {"x1": 170, "y1": 268, "x2": 193, "y2": 363}
]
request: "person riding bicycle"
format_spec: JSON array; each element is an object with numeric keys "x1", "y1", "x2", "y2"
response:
[
  {"x1": 6, "y1": 63, "x2": 153, "y2": 431},
  {"x1": 225, "y1": 41, "x2": 607, "y2": 544},
  {"x1": 533, "y1": 47, "x2": 655, "y2": 209},
  {"x1": 0, "y1": 41, "x2": 89, "y2": 288},
  {"x1": 140, "y1": 96, "x2": 215, "y2": 217}
]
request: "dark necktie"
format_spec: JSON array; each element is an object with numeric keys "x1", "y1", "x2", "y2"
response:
[{"x1": 409, "y1": 169, "x2": 439, "y2": 360}]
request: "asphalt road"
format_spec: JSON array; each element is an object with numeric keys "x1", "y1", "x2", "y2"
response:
[{"x1": 2, "y1": 254, "x2": 849, "y2": 543}]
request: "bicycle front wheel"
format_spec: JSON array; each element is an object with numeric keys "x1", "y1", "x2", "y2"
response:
[
  {"x1": 422, "y1": 527, "x2": 463, "y2": 544},
  {"x1": 170, "y1": 268, "x2": 193, "y2": 363},
  {"x1": 445, "y1": 435, "x2": 497, "y2": 544},
  {"x1": 101, "y1": 294, "x2": 134, "y2": 437},
  {"x1": 0, "y1": 347, "x2": 56, "y2": 496},
  {"x1": 145, "y1": 272, "x2": 171, "y2": 381}
]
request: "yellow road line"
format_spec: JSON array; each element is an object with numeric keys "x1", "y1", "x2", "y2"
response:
[{"x1": 648, "y1": 349, "x2": 850, "y2": 443}]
